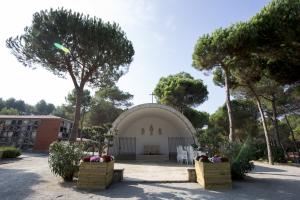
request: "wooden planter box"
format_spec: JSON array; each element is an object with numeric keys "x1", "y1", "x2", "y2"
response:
[
  {"x1": 195, "y1": 160, "x2": 232, "y2": 189},
  {"x1": 77, "y1": 161, "x2": 114, "y2": 190},
  {"x1": 187, "y1": 168, "x2": 197, "y2": 182}
]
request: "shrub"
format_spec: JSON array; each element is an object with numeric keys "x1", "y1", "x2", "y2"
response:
[
  {"x1": 48, "y1": 141, "x2": 84, "y2": 182},
  {"x1": 222, "y1": 142, "x2": 255, "y2": 180},
  {"x1": 272, "y1": 146, "x2": 286, "y2": 163},
  {"x1": 253, "y1": 142, "x2": 286, "y2": 163},
  {"x1": 81, "y1": 125, "x2": 115, "y2": 155},
  {"x1": 0, "y1": 146, "x2": 21, "y2": 158}
]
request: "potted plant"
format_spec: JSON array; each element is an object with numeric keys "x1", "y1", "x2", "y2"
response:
[
  {"x1": 195, "y1": 155, "x2": 232, "y2": 189},
  {"x1": 77, "y1": 125, "x2": 116, "y2": 189}
]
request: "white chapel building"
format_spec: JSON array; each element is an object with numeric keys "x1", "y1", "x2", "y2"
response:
[{"x1": 108, "y1": 103, "x2": 197, "y2": 161}]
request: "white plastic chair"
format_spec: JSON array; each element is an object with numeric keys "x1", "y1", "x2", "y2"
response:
[
  {"x1": 177, "y1": 145, "x2": 188, "y2": 164},
  {"x1": 177, "y1": 145, "x2": 183, "y2": 163},
  {"x1": 181, "y1": 149, "x2": 189, "y2": 165},
  {"x1": 176, "y1": 146, "x2": 181, "y2": 163},
  {"x1": 186, "y1": 146, "x2": 196, "y2": 164}
]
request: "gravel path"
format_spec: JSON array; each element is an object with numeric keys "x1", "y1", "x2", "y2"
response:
[{"x1": 0, "y1": 153, "x2": 300, "y2": 200}]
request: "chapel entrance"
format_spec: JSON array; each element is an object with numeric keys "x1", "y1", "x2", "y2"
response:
[
  {"x1": 111, "y1": 136, "x2": 195, "y2": 161},
  {"x1": 110, "y1": 103, "x2": 198, "y2": 162}
]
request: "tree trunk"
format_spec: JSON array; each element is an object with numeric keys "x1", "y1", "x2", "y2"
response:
[
  {"x1": 79, "y1": 106, "x2": 86, "y2": 141},
  {"x1": 224, "y1": 68, "x2": 234, "y2": 142},
  {"x1": 271, "y1": 97, "x2": 280, "y2": 146},
  {"x1": 69, "y1": 89, "x2": 83, "y2": 141},
  {"x1": 251, "y1": 88, "x2": 273, "y2": 165},
  {"x1": 285, "y1": 114, "x2": 299, "y2": 163},
  {"x1": 271, "y1": 96, "x2": 287, "y2": 158}
]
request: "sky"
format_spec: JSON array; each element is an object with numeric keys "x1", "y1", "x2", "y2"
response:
[{"x1": 0, "y1": 0, "x2": 271, "y2": 114}]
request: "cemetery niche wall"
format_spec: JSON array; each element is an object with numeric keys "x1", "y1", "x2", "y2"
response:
[{"x1": 0, "y1": 115, "x2": 72, "y2": 151}]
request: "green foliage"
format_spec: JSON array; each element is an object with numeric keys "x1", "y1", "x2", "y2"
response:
[
  {"x1": 196, "y1": 129, "x2": 225, "y2": 156},
  {"x1": 209, "y1": 100, "x2": 259, "y2": 141},
  {"x1": 5, "y1": 98, "x2": 26, "y2": 113},
  {"x1": 0, "y1": 97, "x2": 57, "y2": 115},
  {"x1": 48, "y1": 141, "x2": 84, "y2": 181},
  {"x1": 183, "y1": 108, "x2": 209, "y2": 129},
  {"x1": 86, "y1": 99, "x2": 123, "y2": 126},
  {"x1": 222, "y1": 142, "x2": 255, "y2": 179},
  {"x1": 95, "y1": 85, "x2": 133, "y2": 108},
  {"x1": 253, "y1": 142, "x2": 267, "y2": 160},
  {"x1": 0, "y1": 98, "x2": 29, "y2": 114},
  {"x1": 0, "y1": 146, "x2": 21, "y2": 158},
  {"x1": 52, "y1": 105, "x2": 73, "y2": 120},
  {"x1": 81, "y1": 124, "x2": 115, "y2": 154},
  {"x1": 0, "y1": 107, "x2": 20, "y2": 115},
  {"x1": 212, "y1": 66, "x2": 239, "y2": 88},
  {"x1": 284, "y1": 115, "x2": 300, "y2": 140},
  {"x1": 6, "y1": 8, "x2": 134, "y2": 87},
  {"x1": 272, "y1": 146, "x2": 286, "y2": 163},
  {"x1": 249, "y1": 0, "x2": 300, "y2": 84},
  {"x1": 65, "y1": 89, "x2": 92, "y2": 126},
  {"x1": 34, "y1": 100, "x2": 55, "y2": 115},
  {"x1": 6, "y1": 8, "x2": 134, "y2": 140},
  {"x1": 253, "y1": 142, "x2": 286, "y2": 163},
  {"x1": 282, "y1": 84, "x2": 300, "y2": 114},
  {"x1": 66, "y1": 89, "x2": 92, "y2": 109},
  {"x1": 192, "y1": 0, "x2": 300, "y2": 164},
  {"x1": 0, "y1": 98, "x2": 4, "y2": 110},
  {"x1": 154, "y1": 72, "x2": 208, "y2": 111},
  {"x1": 192, "y1": 26, "x2": 238, "y2": 142}
]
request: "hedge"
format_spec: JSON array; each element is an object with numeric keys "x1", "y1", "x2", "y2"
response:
[{"x1": 0, "y1": 146, "x2": 21, "y2": 158}]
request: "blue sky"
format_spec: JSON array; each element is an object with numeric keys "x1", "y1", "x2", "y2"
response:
[{"x1": 0, "y1": 0, "x2": 270, "y2": 114}]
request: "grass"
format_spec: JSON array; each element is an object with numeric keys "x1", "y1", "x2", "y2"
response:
[{"x1": 0, "y1": 146, "x2": 21, "y2": 158}]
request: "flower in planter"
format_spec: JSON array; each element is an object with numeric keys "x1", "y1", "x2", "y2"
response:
[
  {"x1": 90, "y1": 155, "x2": 101, "y2": 162},
  {"x1": 196, "y1": 155, "x2": 209, "y2": 162},
  {"x1": 102, "y1": 155, "x2": 114, "y2": 162},
  {"x1": 82, "y1": 156, "x2": 92, "y2": 162},
  {"x1": 210, "y1": 155, "x2": 222, "y2": 163}
]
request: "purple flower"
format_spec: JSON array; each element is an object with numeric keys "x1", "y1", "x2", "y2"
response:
[{"x1": 90, "y1": 156, "x2": 100, "y2": 162}]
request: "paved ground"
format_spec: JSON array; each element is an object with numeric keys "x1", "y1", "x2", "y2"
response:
[
  {"x1": 116, "y1": 161, "x2": 190, "y2": 182},
  {"x1": 1, "y1": 153, "x2": 300, "y2": 200}
]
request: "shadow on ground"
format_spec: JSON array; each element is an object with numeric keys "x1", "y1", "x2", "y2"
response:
[
  {"x1": 57, "y1": 176, "x2": 300, "y2": 200},
  {"x1": 1, "y1": 153, "x2": 300, "y2": 200},
  {"x1": 116, "y1": 160, "x2": 193, "y2": 167},
  {"x1": 252, "y1": 165, "x2": 286, "y2": 173},
  {"x1": 0, "y1": 168, "x2": 45, "y2": 200}
]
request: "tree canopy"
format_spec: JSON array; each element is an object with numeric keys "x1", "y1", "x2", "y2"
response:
[
  {"x1": 249, "y1": 0, "x2": 300, "y2": 84},
  {"x1": 183, "y1": 107, "x2": 209, "y2": 129},
  {"x1": 34, "y1": 100, "x2": 55, "y2": 115},
  {"x1": 6, "y1": 8, "x2": 134, "y2": 140},
  {"x1": 95, "y1": 85, "x2": 133, "y2": 108},
  {"x1": 154, "y1": 72, "x2": 208, "y2": 111}
]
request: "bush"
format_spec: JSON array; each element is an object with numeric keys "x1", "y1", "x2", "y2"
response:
[
  {"x1": 222, "y1": 142, "x2": 255, "y2": 180},
  {"x1": 272, "y1": 146, "x2": 286, "y2": 163},
  {"x1": 81, "y1": 125, "x2": 115, "y2": 155},
  {"x1": 0, "y1": 146, "x2": 21, "y2": 158},
  {"x1": 253, "y1": 143, "x2": 266, "y2": 160},
  {"x1": 253, "y1": 143, "x2": 286, "y2": 163},
  {"x1": 48, "y1": 141, "x2": 84, "y2": 182}
]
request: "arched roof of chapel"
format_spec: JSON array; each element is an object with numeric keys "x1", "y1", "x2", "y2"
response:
[{"x1": 112, "y1": 103, "x2": 197, "y2": 140}]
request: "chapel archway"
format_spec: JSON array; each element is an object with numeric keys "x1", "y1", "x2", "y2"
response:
[{"x1": 108, "y1": 103, "x2": 197, "y2": 160}]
